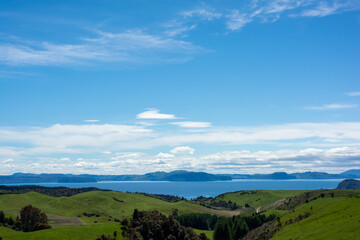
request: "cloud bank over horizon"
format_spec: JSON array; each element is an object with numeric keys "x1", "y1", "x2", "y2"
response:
[{"x1": 1, "y1": 109, "x2": 359, "y2": 175}]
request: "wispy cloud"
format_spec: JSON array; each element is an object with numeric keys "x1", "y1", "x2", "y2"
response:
[
  {"x1": 1, "y1": 122, "x2": 359, "y2": 154},
  {"x1": 293, "y1": 0, "x2": 360, "y2": 17},
  {"x1": 136, "y1": 109, "x2": 177, "y2": 119},
  {"x1": 83, "y1": 120, "x2": 99, "y2": 123},
  {"x1": 226, "y1": 10, "x2": 253, "y2": 31},
  {"x1": 0, "y1": 30, "x2": 200, "y2": 66},
  {"x1": 346, "y1": 91, "x2": 360, "y2": 97},
  {"x1": 199, "y1": 147, "x2": 360, "y2": 174},
  {"x1": 180, "y1": 9, "x2": 222, "y2": 21},
  {"x1": 165, "y1": 24, "x2": 197, "y2": 37},
  {"x1": 224, "y1": 0, "x2": 360, "y2": 30},
  {"x1": 306, "y1": 104, "x2": 358, "y2": 110},
  {"x1": 171, "y1": 121, "x2": 212, "y2": 128}
]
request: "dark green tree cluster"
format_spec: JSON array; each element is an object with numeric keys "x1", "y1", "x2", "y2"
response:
[
  {"x1": 121, "y1": 209, "x2": 209, "y2": 240},
  {"x1": 0, "y1": 210, "x2": 16, "y2": 229},
  {"x1": 0, "y1": 205, "x2": 51, "y2": 232},
  {"x1": 192, "y1": 196, "x2": 239, "y2": 210},
  {"x1": 96, "y1": 231, "x2": 118, "y2": 240},
  {"x1": 19, "y1": 205, "x2": 51, "y2": 232},
  {"x1": 174, "y1": 213, "x2": 219, "y2": 230},
  {"x1": 213, "y1": 214, "x2": 276, "y2": 240},
  {"x1": 138, "y1": 193, "x2": 185, "y2": 203}
]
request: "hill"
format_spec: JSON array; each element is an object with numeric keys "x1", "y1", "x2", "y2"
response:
[
  {"x1": 337, "y1": 179, "x2": 360, "y2": 189},
  {"x1": 0, "y1": 191, "x2": 213, "y2": 225},
  {"x1": 214, "y1": 190, "x2": 305, "y2": 210},
  {"x1": 340, "y1": 169, "x2": 360, "y2": 178},
  {"x1": 0, "y1": 190, "x2": 219, "y2": 240},
  {"x1": 271, "y1": 196, "x2": 360, "y2": 240},
  {"x1": 1, "y1": 187, "x2": 360, "y2": 240}
]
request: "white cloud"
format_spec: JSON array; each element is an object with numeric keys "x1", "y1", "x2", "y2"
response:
[
  {"x1": 306, "y1": 104, "x2": 358, "y2": 110},
  {"x1": 293, "y1": 1, "x2": 360, "y2": 17},
  {"x1": 1, "y1": 121, "x2": 360, "y2": 174},
  {"x1": 1, "y1": 146, "x2": 359, "y2": 175},
  {"x1": 0, "y1": 30, "x2": 200, "y2": 66},
  {"x1": 0, "y1": 124, "x2": 153, "y2": 149},
  {"x1": 84, "y1": 120, "x2": 99, "y2": 123},
  {"x1": 181, "y1": 9, "x2": 222, "y2": 21},
  {"x1": 157, "y1": 152, "x2": 175, "y2": 158},
  {"x1": 102, "y1": 151, "x2": 112, "y2": 155},
  {"x1": 147, "y1": 122, "x2": 360, "y2": 148},
  {"x1": 137, "y1": 109, "x2": 177, "y2": 119},
  {"x1": 198, "y1": 146, "x2": 360, "y2": 174},
  {"x1": 346, "y1": 91, "x2": 360, "y2": 97},
  {"x1": 165, "y1": 24, "x2": 197, "y2": 37},
  {"x1": 1, "y1": 122, "x2": 360, "y2": 154},
  {"x1": 171, "y1": 121, "x2": 212, "y2": 128},
  {"x1": 225, "y1": 0, "x2": 360, "y2": 31},
  {"x1": 226, "y1": 10, "x2": 253, "y2": 30},
  {"x1": 2, "y1": 158, "x2": 14, "y2": 163},
  {"x1": 170, "y1": 146, "x2": 195, "y2": 155}
]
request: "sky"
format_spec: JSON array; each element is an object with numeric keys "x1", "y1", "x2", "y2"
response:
[{"x1": 0, "y1": 0, "x2": 360, "y2": 175}]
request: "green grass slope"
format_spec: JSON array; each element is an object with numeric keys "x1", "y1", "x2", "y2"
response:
[
  {"x1": 0, "y1": 223, "x2": 121, "y2": 240},
  {"x1": 0, "y1": 191, "x2": 208, "y2": 225},
  {"x1": 0, "y1": 191, "x2": 214, "y2": 239},
  {"x1": 215, "y1": 190, "x2": 305, "y2": 209},
  {"x1": 271, "y1": 196, "x2": 360, "y2": 240}
]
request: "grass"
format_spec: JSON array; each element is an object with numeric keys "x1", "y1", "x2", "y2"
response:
[
  {"x1": 0, "y1": 191, "x2": 209, "y2": 225},
  {"x1": 0, "y1": 223, "x2": 121, "y2": 240},
  {"x1": 193, "y1": 229, "x2": 214, "y2": 240},
  {"x1": 215, "y1": 190, "x2": 305, "y2": 209},
  {"x1": 0, "y1": 191, "x2": 215, "y2": 239},
  {"x1": 271, "y1": 196, "x2": 360, "y2": 240},
  {"x1": 1, "y1": 189, "x2": 360, "y2": 240}
]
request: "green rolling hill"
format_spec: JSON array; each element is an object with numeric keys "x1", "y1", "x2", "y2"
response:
[{"x1": 1, "y1": 188, "x2": 359, "y2": 240}]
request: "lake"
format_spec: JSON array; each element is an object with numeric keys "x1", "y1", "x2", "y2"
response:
[{"x1": 4, "y1": 179, "x2": 348, "y2": 199}]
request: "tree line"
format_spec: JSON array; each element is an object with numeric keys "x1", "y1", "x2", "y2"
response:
[
  {"x1": 173, "y1": 211, "x2": 276, "y2": 240},
  {"x1": 0, "y1": 185, "x2": 106, "y2": 197}
]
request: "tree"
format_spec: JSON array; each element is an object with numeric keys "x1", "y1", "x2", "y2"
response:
[
  {"x1": 0, "y1": 211, "x2": 5, "y2": 225},
  {"x1": 213, "y1": 218, "x2": 232, "y2": 240},
  {"x1": 20, "y1": 205, "x2": 51, "y2": 232},
  {"x1": 233, "y1": 219, "x2": 249, "y2": 240}
]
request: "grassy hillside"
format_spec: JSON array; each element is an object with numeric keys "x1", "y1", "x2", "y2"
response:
[
  {"x1": 215, "y1": 190, "x2": 305, "y2": 209},
  {"x1": 0, "y1": 191, "x2": 215, "y2": 239},
  {"x1": 271, "y1": 196, "x2": 360, "y2": 240},
  {"x1": 0, "y1": 191, "x2": 210, "y2": 225},
  {"x1": 0, "y1": 224, "x2": 121, "y2": 240},
  {"x1": 1, "y1": 189, "x2": 359, "y2": 240}
]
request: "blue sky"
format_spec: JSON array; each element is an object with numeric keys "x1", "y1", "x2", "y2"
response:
[{"x1": 0, "y1": 0, "x2": 360, "y2": 174}]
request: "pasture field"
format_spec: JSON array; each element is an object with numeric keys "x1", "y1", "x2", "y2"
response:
[
  {"x1": 272, "y1": 196, "x2": 360, "y2": 240},
  {"x1": 1, "y1": 189, "x2": 360, "y2": 239}
]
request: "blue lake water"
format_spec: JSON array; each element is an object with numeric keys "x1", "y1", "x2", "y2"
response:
[{"x1": 4, "y1": 179, "x2": 348, "y2": 199}]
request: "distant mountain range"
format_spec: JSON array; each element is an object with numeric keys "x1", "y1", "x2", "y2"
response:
[{"x1": 0, "y1": 169, "x2": 359, "y2": 184}]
